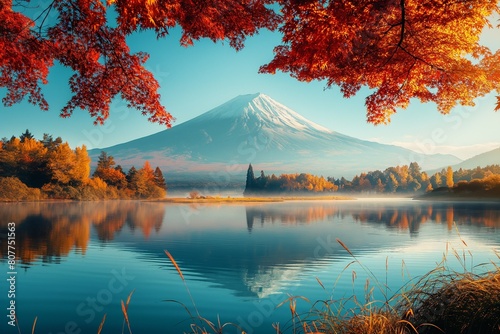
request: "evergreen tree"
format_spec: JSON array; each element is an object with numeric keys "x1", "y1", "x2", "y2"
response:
[
  {"x1": 409, "y1": 162, "x2": 422, "y2": 181},
  {"x1": 408, "y1": 179, "x2": 422, "y2": 192},
  {"x1": 153, "y1": 166, "x2": 167, "y2": 189},
  {"x1": 95, "y1": 151, "x2": 115, "y2": 172},
  {"x1": 258, "y1": 170, "x2": 267, "y2": 188},
  {"x1": 126, "y1": 166, "x2": 137, "y2": 184},
  {"x1": 41, "y1": 133, "x2": 62, "y2": 150},
  {"x1": 244, "y1": 164, "x2": 256, "y2": 195},
  {"x1": 20, "y1": 129, "x2": 34, "y2": 142}
]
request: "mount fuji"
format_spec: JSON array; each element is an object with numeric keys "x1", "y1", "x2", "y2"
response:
[{"x1": 89, "y1": 93, "x2": 461, "y2": 185}]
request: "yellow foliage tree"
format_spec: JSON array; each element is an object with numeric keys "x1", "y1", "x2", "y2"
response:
[{"x1": 446, "y1": 166, "x2": 454, "y2": 188}]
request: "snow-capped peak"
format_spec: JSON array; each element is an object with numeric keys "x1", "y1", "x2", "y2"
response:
[
  {"x1": 197, "y1": 93, "x2": 333, "y2": 133},
  {"x1": 248, "y1": 93, "x2": 332, "y2": 133}
]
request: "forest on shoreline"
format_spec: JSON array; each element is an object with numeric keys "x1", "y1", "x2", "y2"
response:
[
  {"x1": 2, "y1": 130, "x2": 499, "y2": 201},
  {"x1": 244, "y1": 163, "x2": 500, "y2": 198},
  {"x1": 0, "y1": 131, "x2": 166, "y2": 201}
]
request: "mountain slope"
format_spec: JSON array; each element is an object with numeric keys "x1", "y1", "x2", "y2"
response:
[
  {"x1": 90, "y1": 93, "x2": 461, "y2": 181},
  {"x1": 453, "y1": 147, "x2": 500, "y2": 170}
]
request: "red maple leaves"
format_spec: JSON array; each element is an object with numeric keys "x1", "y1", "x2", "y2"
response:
[
  {"x1": 1, "y1": 0, "x2": 52, "y2": 111},
  {"x1": 1, "y1": 0, "x2": 499, "y2": 125},
  {"x1": 261, "y1": 0, "x2": 500, "y2": 124}
]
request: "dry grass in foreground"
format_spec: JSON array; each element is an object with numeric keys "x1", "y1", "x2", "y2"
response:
[
  {"x1": 158, "y1": 237, "x2": 500, "y2": 334},
  {"x1": 399, "y1": 270, "x2": 500, "y2": 333},
  {"x1": 280, "y1": 269, "x2": 500, "y2": 334}
]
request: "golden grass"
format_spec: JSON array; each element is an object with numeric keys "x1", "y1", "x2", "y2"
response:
[
  {"x1": 120, "y1": 290, "x2": 134, "y2": 334},
  {"x1": 270, "y1": 237, "x2": 500, "y2": 334},
  {"x1": 268, "y1": 271, "x2": 500, "y2": 334},
  {"x1": 97, "y1": 314, "x2": 106, "y2": 334},
  {"x1": 31, "y1": 316, "x2": 37, "y2": 334},
  {"x1": 399, "y1": 270, "x2": 500, "y2": 333},
  {"x1": 164, "y1": 250, "x2": 185, "y2": 280}
]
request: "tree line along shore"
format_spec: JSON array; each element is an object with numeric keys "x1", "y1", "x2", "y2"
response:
[
  {"x1": 1, "y1": 131, "x2": 499, "y2": 201},
  {"x1": 244, "y1": 163, "x2": 500, "y2": 199},
  {"x1": 0, "y1": 131, "x2": 166, "y2": 201}
]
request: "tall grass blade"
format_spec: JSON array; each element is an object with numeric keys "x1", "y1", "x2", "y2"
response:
[
  {"x1": 164, "y1": 250, "x2": 185, "y2": 281},
  {"x1": 337, "y1": 238, "x2": 389, "y2": 300},
  {"x1": 13, "y1": 314, "x2": 22, "y2": 334},
  {"x1": 454, "y1": 222, "x2": 468, "y2": 247},
  {"x1": 336, "y1": 238, "x2": 354, "y2": 257},
  {"x1": 121, "y1": 300, "x2": 132, "y2": 334},
  {"x1": 315, "y1": 277, "x2": 325, "y2": 291},
  {"x1": 121, "y1": 290, "x2": 134, "y2": 334},
  {"x1": 125, "y1": 290, "x2": 135, "y2": 309},
  {"x1": 164, "y1": 249, "x2": 201, "y2": 320},
  {"x1": 31, "y1": 316, "x2": 37, "y2": 334},
  {"x1": 386, "y1": 256, "x2": 389, "y2": 298},
  {"x1": 97, "y1": 314, "x2": 107, "y2": 334}
]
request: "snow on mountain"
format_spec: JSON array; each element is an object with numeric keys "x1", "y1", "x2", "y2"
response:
[
  {"x1": 89, "y1": 93, "x2": 462, "y2": 183},
  {"x1": 196, "y1": 93, "x2": 332, "y2": 133}
]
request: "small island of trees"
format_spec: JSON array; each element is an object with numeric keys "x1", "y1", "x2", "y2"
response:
[{"x1": 0, "y1": 130, "x2": 166, "y2": 201}]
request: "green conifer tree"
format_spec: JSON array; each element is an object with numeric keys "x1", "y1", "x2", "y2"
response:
[
  {"x1": 244, "y1": 163, "x2": 256, "y2": 195},
  {"x1": 153, "y1": 166, "x2": 167, "y2": 189}
]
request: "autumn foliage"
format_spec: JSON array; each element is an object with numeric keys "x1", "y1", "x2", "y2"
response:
[
  {"x1": 1, "y1": 0, "x2": 499, "y2": 124},
  {"x1": 0, "y1": 131, "x2": 167, "y2": 200},
  {"x1": 244, "y1": 164, "x2": 338, "y2": 194},
  {"x1": 261, "y1": 0, "x2": 500, "y2": 123},
  {"x1": 0, "y1": 0, "x2": 277, "y2": 126}
]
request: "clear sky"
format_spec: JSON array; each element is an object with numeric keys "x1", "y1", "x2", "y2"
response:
[{"x1": 1, "y1": 19, "x2": 500, "y2": 161}]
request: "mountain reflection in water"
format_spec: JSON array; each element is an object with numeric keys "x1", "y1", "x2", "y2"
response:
[
  {"x1": 0, "y1": 200, "x2": 499, "y2": 333},
  {"x1": 1, "y1": 200, "x2": 499, "y2": 266}
]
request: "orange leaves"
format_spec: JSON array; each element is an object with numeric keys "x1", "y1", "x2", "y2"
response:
[
  {"x1": 47, "y1": 0, "x2": 173, "y2": 126},
  {"x1": 0, "y1": 0, "x2": 172, "y2": 126},
  {"x1": 113, "y1": 0, "x2": 279, "y2": 49},
  {"x1": 2, "y1": 0, "x2": 500, "y2": 126},
  {"x1": 1, "y1": 0, "x2": 279, "y2": 126},
  {"x1": 262, "y1": 0, "x2": 500, "y2": 124}
]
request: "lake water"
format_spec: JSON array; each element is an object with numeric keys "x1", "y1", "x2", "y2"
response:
[{"x1": 1, "y1": 199, "x2": 499, "y2": 334}]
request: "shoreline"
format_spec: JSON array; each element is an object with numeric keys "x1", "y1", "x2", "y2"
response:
[{"x1": 151, "y1": 195, "x2": 355, "y2": 203}]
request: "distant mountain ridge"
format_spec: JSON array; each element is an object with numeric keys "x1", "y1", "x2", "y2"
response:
[
  {"x1": 89, "y1": 93, "x2": 461, "y2": 184},
  {"x1": 453, "y1": 147, "x2": 500, "y2": 170}
]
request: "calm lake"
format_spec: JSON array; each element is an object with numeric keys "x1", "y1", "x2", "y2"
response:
[{"x1": 1, "y1": 199, "x2": 499, "y2": 334}]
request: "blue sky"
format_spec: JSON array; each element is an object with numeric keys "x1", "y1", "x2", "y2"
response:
[{"x1": 1, "y1": 18, "x2": 500, "y2": 160}]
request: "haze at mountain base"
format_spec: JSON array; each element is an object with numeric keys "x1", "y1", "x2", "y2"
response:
[{"x1": 89, "y1": 93, "x2": 462, "y2": 187}]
